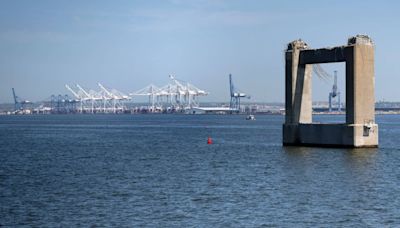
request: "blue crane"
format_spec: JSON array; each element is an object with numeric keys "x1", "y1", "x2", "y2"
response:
[
  {"x1": 328, "y1": 71, "x2": 341, "y2": 112},
  {"x1": 229, "y1": 74, "x2": 249, "y2": 113},
  {"x1": 12, "y1": 88, "x2": 31, "y2": 111}
]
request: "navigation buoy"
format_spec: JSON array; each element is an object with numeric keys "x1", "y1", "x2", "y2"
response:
[{"x1": 207, "y1": 137, "x2": 213, "y2": 144}]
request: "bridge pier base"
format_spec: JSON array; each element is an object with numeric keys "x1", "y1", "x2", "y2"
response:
[{"x1": 283, "y1": 35, "x2": 378, "y2": 148}]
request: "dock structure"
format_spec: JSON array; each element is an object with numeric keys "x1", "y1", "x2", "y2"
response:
[{"x1": 283, "y1": 35, "x2": 378, "y2": 148}]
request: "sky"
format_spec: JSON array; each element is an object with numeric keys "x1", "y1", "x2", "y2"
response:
[{"x1": 1, "y1": 0, "x2": 400, "y2": 103}]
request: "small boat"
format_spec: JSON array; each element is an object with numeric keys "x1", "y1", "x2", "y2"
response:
[{"x1": 246, "y1": 114, "x2": 256, "y2": 120}]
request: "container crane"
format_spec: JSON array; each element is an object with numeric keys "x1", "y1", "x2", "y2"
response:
[
  {"x1": 329, "y1": 70, "x2": 341, "y2": 112},
  {"x1": 98, "y1": 83, "x2": 130, "y2": 113},
  {"x1": 169, "y1": 75, "x2": 186, "y2": 106},
  {"x1": 168, "y1": 75, "x2": 208, "y2": 109},
  {"x1": 12, "y1": 88, "x2": 31, "y2": 111},
  {"x1": 65, "y1": 84, "x2": 80, "y2": 99},
  {"x1": 229, "y1": 74, "x2": 248, "y2": 113},
  {"x1": 97, "y1": 83, "x2": 114, "y2": 113},
  {"x1": 76, "y1": 84, "x2": 95, "y2": 113},
  {"x1": 130, "y1": 84, "x2": 160, "y2": 111},
  {"x1": 65, "y1": 84, "x2": 85, "y2": 113}
]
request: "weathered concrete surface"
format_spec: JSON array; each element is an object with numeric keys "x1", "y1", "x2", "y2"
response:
[
  {"x1": 283, "y1": 123, "x2": 378, "y2": 148},
  {"x1": 285, "y1": 40, "x2": 312, "y2": 124},
  {"x1": 283, "y1": 35, "x2": 378, "y2": 148},
  {"x1": 299, "y1": 47, "x2": 347, "y2": 64}
]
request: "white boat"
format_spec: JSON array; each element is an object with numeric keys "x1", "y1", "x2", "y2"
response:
[{"x1": 246, "y1": 114, "x2": 256, "y2": 120}]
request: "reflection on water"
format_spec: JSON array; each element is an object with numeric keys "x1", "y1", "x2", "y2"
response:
[
  {"x1": 345, "y1": 148, "x2": 378, "y2": 167},
  {"x1": 282, "y1": 146, "x2": 316, "y2": 156},
  {"x1": 282, "y1": 146, "x2": 379, "y2": 177}
]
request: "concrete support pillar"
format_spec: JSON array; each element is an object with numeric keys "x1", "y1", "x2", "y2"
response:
[
  {"x1": 345, "y1": 42, "x2": 375, "y2": 125},
  {"x1": 285, "y1": 40, "x2": 312, "y2": 124},
  {"x1": 283, "y1": 35, "x2": 378, "y2": 148}
]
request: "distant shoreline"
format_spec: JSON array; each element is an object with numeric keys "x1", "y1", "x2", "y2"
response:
[{"x1": 1, "y1": 111, "x2": 400, "y2": 116}]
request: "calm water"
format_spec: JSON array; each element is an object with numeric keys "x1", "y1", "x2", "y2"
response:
[{"x1": 1, "y1": 114, "x2": 400, "y2": 227}]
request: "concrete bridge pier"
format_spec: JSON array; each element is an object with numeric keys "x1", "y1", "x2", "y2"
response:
[{"x1": 283, "y1": 35, "x2": 378, "y2": 148}]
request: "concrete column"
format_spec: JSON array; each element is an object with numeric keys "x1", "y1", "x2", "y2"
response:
[
  {"x1": 346, "y1": 40, "x2": 375, "y2": 124},
  {"x1": 283, "y1": 35, "x2": 378, "y2": 148},
  {"x1": 295, "y1": 63, "x2": 312, "y2": 123},
  {"x1": 285, "y1": 40, "x2": 312, "y2": 124},
  {"x1": 285, "y1": 51, "x2": 294, "y2": 123}
]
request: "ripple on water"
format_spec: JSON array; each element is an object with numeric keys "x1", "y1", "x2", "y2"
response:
[{"x1": 0, "y1": 114, "x2": 400, "y2": 226}]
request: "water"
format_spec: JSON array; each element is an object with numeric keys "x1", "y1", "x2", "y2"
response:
[{"x1": 1, "y1": 114, "x2": 400, "y2": 227}]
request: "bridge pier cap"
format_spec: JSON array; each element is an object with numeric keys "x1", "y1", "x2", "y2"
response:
[{"x1": 283, "y1": 35, "x2": 378, "y2": 148}]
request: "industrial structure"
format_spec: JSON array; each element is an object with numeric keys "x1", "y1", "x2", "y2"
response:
[
  {"x1": 64, "y1": 83, "x2": 131, "y2": 113},
  {"x1": 311, "y1": 64, "x2": 343, "y2": 112},
  {"x1": 12, "y1": 88, "x2": 32, "y2": 113},
  {"x1": 7, "y1": 76, "x2": 209, "y2": 114},
  {"x1": 229, "y1": 74, "x2": 249, "y2": 113},
  {"x1": 37, "y1": 75, "x2": 209, "y2": 114},
  {"x1": 49, "y1": 94, "x2": 77, "y2": 114},
  {"x1": 328, "y1": 70, "x2": 341, "y2": 112},
  {"x1": 129, "y1": 75, "x2": 208, "y2": 112},
  {"x1": 283, "y1": 35, "x2": 378, "y2": 148}
]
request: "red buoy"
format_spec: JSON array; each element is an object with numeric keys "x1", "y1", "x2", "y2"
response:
[{"x1": 207, "y1": 137, "x2": 213, "y2": 144}]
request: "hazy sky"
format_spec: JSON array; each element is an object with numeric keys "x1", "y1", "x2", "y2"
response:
[{"x1": 1, "y1": 0, "x2": 399, "y2": 103}]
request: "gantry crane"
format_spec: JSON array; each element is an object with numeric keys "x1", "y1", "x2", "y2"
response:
[
  {"x1": 168, "y1": 75, "x2": 208, "y2": 109},
  {"x1": 12, "y1": 88, "x2": 31, "y2": 111},
  {"x1": 329, "y1": 70, "x2": 341, "y2": 112},
  {"x1": 229, "y1": 74, "x2": 248, "y2": 113}
]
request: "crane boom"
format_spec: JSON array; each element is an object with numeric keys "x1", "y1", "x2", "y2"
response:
[
  {"x1": 169, "y1": 75, "x2": 186, "y2": 89},
  {"x1": 76, "y1": 84, "x2": 91, "y2": 98},
  {"x1": 65, "y1": 84, "x2": 80, "y2": 99},
  {"x1": 12, "y1": 88, "x2": 18, "y2": 111},
  {"x1": 229, "y1": 74, "x2": 248, "y2": 112},
  {"x1": 12, "y1": 88, "x2": 18, "y2": 104},
  {"x1": 229, "y1": 74, "x2": 234, "y2": 97},
  {"x1": 98, "y1": 83, "x2": 114, "y2": 98}
]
